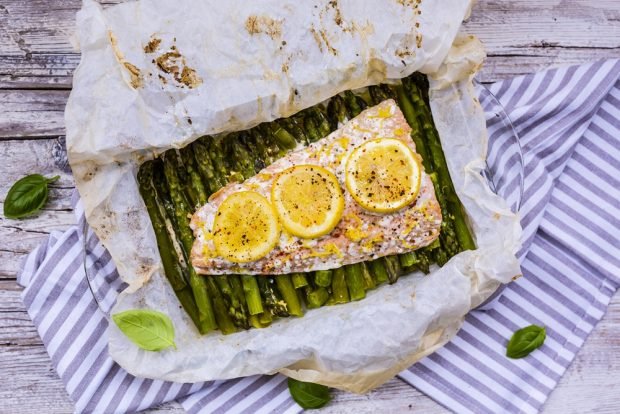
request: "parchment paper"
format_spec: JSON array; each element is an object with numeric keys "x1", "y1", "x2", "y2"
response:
[{"x1": 66, "y1": 0, "x2": 522, "y2": 393}]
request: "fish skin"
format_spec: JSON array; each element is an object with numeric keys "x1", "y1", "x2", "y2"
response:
[{"x1": 190, "y1": 99, "x2": 442, "y2": 275}]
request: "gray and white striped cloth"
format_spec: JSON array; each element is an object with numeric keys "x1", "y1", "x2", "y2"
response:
[{"x1": 18, "y1": 59, "x2": 620, "y2": 413}]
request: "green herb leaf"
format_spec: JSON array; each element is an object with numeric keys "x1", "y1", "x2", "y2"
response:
[
  {"x1": 112, "y1": 309, "x2": 176, "y2": 352},
  {"x1": 287, "y1": 378, "x2": 331, "y2": 409},
  {"x1": 3, "y1": 174, "x2": 60, "y2": 219},
  {"x1": 506, "y1": 325, "x2": 546, "y2": 359}
]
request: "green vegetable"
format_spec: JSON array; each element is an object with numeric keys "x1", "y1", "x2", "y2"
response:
[
  {"x1": 330, "y1": 267, "x2": 349, "y2": 304},
  {"x1": 326, "y1": 94, "x2": 349, "y2": 129},
  {"x1": 344, "y1": 263, "x2": 366, "y2": 301},
  {"x1": 242, "y1": 275, "x2": 264, "y2": 316},
  {"x1": 137, "y1": 163, "x2": 187, "y2": 291},
  {"x1": 214, "y1": 275, "x2": 249, "y2": 329},
  {"x1": 206, "y1": 277, "x2": 238, "y2": 334},
  {"x1": 405, "y1": 76, "x2": 476, "y2": 251},
  {"x1": 249, "y1": 313, "x2": 271, "y2": 329},
  {"x1": 275, "y1": 274, "x2": 304, "y2": 316},
  {"x1": 112, "y1": 309, "x2": 176, "y2": 352},
  {"x1": 180, "y1": 147, "x2": 209, "y2": 207},
  {"x1": 369, "y1": 259, "x2": 388, "y2": 284},
  {"x1": 360, "y1": 262, "x2": 375, "y2": 290},
  {"x1": 399, "y1": 251, "x2": 417, "y2": 269},
  {"x1": 192, "y1": 139, "x2": 226, "y2": 191},
  {"x1": 258, "y1": 276, "x2": 289, "y2": 317},
  {"x1": 343, "y1": 90, "x2": 363, "y2": 117},
  {"x1": 137, "y1": 75, "x2": 475, "y2": 334},
  {"x1": 506, "y1": 325, "x2": 546, "y2": 359},
  {"x1": 314, "y1": 270, "x2": 333, "y2": 288},
  {"x1": 384, "y1": 255, "x2": 402, "y2": 284},
  {"x1": 291, "y1": 272, "x2": 309, "y2": 289},
  {"x1": 163, "y1": 154, "x2": 217, "y2": 333},
  {"x1": 305, "y1": 286, "x2": 329, "y2": 308},
  {"x1": 3, "y1": 174, "x2": 59, "y2": 219},
  {"x1": 287, "y1": 378, "x2": 331, "y2": 409}
]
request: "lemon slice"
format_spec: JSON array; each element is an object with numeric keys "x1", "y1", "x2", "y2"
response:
[
  {"x1": 345, "y1": 138, "x2": 422, "y2": 213},
  {"x1": 271, "y1": 165, "x2": 344, "y2": 238},
  {"x1": 212, "y1": 191, "x2": 280, "y2": 263}
]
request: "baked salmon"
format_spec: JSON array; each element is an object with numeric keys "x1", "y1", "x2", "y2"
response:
[{"x1": 190, "y1": 99, "x2": 442, "y2": 275}]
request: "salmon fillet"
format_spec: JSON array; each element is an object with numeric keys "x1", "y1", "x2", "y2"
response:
[{"x1": 190, "y1": 99, "x2": 442, "y2": 275}]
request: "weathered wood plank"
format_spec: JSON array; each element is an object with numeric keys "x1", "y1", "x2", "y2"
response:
[
  {"x1": 0, "y1": 90, "x2": 69, "y2": 137},
  {"x1": 481, "y1": 47, "x2": 620, "y2": 83},
  {"x1": 1, "y1": 0, "x2": 619, "y2": 88},
  {"x1": 0, "y1": 137, "x2": 72, "y2": 184}
]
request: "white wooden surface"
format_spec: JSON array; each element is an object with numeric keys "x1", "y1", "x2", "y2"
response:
[{"x1": 1, "y1": 1, "x2": 619, "y2": 412}]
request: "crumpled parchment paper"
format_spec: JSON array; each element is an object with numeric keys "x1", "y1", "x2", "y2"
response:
[{"x1": 65, "y1": 0, "x2": 522, "y2": 393}]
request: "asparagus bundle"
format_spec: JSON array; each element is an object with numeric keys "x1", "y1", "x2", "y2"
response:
[{"x1": 138, "y1": 74, "x2": 476, "y2": 334}]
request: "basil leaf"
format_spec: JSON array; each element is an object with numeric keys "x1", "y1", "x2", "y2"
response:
[
  {"x1": 112, "y1": 309, "x2": 176, "y2": 352},
  {"x1": 288, "y1": 378, "x2": 331, "y2": 409},
  {"x1": 506, "y1": 325, "x2": 546, "y2": 359},
  {"x1": 3, "y1": 174, "x2": 60, "y2": 219}
]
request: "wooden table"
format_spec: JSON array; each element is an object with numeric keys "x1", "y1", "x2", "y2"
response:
[{"x1": 1, "y1": 1, "x2": 619, "y2": 412}]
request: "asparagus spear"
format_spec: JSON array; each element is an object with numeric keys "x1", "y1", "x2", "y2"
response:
[
  {"x1": 344, "y1": 263, "x2": 366, "y2": 301},
  {"x1": 138, "y1": 161, "x2": 204, "y2": 329},
  {"x1": 249, "y1": 314, "x2": 271, "y2": 329},
  {"x1": 255, "y1": 126, "x2": 282, "y2": 163},
  {"x1": 405, "y1": 76, "x2": 476, "y2": 251},
  {"x1": 162, "y1": 153, "x2": 217, "y2": 333},
  {"x1": 369, "y1": 259, "x2": 389, "y2": 285},
  {"x1": 192, "y1": 139, "x2": 226, "y2": 191},
  {"x1": 137, "y1": 162, "x2": 187, "y2": 291},
  {"x1": 305, "y1": 286, "x2": 330, "y2": 308},
  {"x1": 247, "y1": 129, "x2": 275, "y2": 166},
  {"x1": 314, "y1": 270, "x2": 333, "y2": 288},
  {"x1": 174, "y1": 286, "x2": 202, "y2": 328},
  {"x1": 355, "y1": 94, "x2": 368, "y2": 111},
  {"x1": 331, "y1": 267, "x2": 349, "y2": 304},
  {"x1": 397, "y1": 82, "x2": 432, "y2": 171},
  {"x1": 343, "y1": 90, "x2": 363, "y2": 117},
  {"x1": 399, "y1": 251, "x2": 418, "y2": 270},
  {"x1": 326, "y1": 94, "x2": 349, "y2": 129},
  {"x1": 291, "y1": 272, "x2": 309, "y2": 289},
  {"x1": 258, "y1": 309, "x2": 273, "y2": 325},
  {"x1": 275, "y1": 274, "x2": 304, "y2": 316},
  {"x1": 170, "y1": 150, "x2": 201, "y2": 208},
  {"x1": 180, "y1": 147, "x2": 209, "y2": 207},
  {"x1": 279, "y1": 118, "x2": 309, "y2": 145},
  {"x1": 269, "y1": 122, "x2": 298, "y2": 151},
  {"x1": 360, "y1": 262, "x2": 376, "y2": 290},
  {"x1": 383, "y1": 256, "x2": 402, "y2": 284},
  {"x1": 206, "y1": 277, "x2": 237, "y2": 334},
  {"x1": 311, "y1": 106, "x2": 333, "y2": 137},
  {"x1": 214, "y1": 275, "x2": 249, "y2": 329},
  {"x1": 257, "y1": 276, "x2": 289, "y2": 317},
  {"x1": 301, "y1": 112, "x2": 321, "y2": 143},
  {"x1": 216, "y1": 134, "x2": 243, "y2": 183},
  {"x1": 229, "y1": 275, "x2": 249, "y2": 310},
  {"x1": 206, "y1": 137, "x2": 234, "y2": 185},
  {"x1": 239, "y1": 131, "x2": 266, "y2": 173},
  {"x1": 369, "y1": 84, "x2": 391, "y2": 103},
  {"x1": 242, "y1": 275, "x2": 264, "y2": 316},
  {"x1": 225, "y1": 133, "x2": 256, "y2": 180}
]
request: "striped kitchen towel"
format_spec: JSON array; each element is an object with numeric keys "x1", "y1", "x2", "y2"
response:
[
  {"x1": 401, "y1": 58, "x2": 620, "y2": 413},
  {"x1": 17, "y1": 58, "x2": 620, "y2": 413}
]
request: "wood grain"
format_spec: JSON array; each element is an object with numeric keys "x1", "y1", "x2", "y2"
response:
[
  {"x1": 0, "y1": 0, "x2": 619, "y2": 413},
  {"x1": 1, "y1": 0, "x2": 619, "y2": 88}
]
